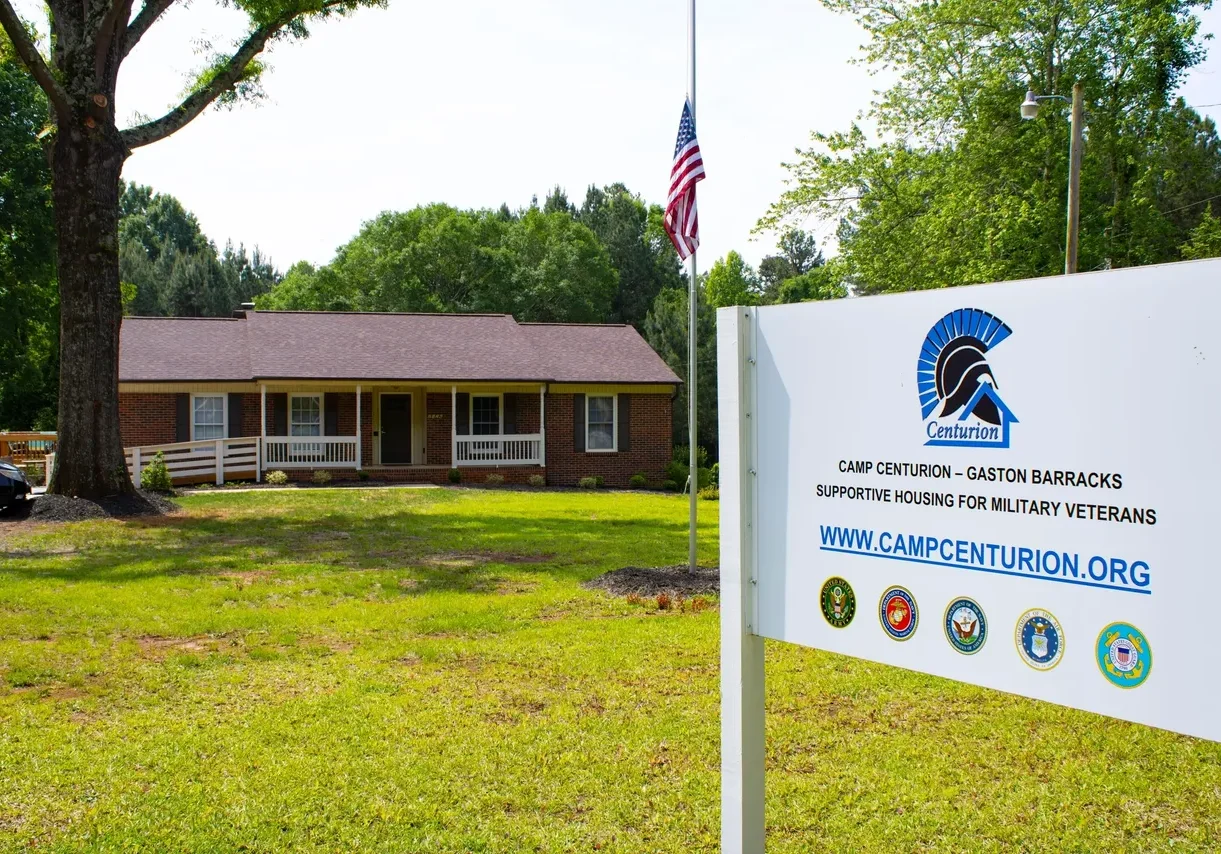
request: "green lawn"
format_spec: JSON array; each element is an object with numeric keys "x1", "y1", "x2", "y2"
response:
[{"x1": 0, "y1": 488, "x2": 1217, "y2": 852}]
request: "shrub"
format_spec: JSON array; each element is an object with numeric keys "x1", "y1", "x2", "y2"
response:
[
  {"x1": 711, "y1": 462, "x2": 720, "y2": 486},
  {"x1": 265, "y1": 470, "x2": 289, "y2": 486},
  {"x1": 628, "y1": 474, "x2": 648, "y2": 489},
  {"x1": 448, "y1": 468, "x2": 462, "y2": 484},
  {"x1": 528, "y1": 474, "x2": 546, "y2": 487},
  {"x1": 593, "y1": 475, "x2": 605, "y2": 487},
  {"x1": 673, "y1": 444, "x2": 709, "y2": 468},
  {"x1": 664, "y1": 460, "x2": 713, "y2": 491},
  {"x1": 578, "y1": 477, "x2": 599, "y2": 489},
  {"x1": 141, "y1": 451, "x2": 173, "y2": 492},
  {"x1": 194, "y1": 482, "x2": 213, "y2": 490},
  {"x1": 357, "y1": 470, "x2": 370, "y2": 481},
  {"x1": 485, "y1": 473, "x2": 505, "y2": 486},
  {"x1": 625, "y1": 592, "x2": 644, "y2": 606},
  {"x1": 698, "y1": 485, "x2": 720, "y2": 501},
  {"x1": 656, "y1": 592, "x2": 672, "y2": 611},
  {"x1": 662, "y1": 479, "x2": 678, "y2": 492},
  {"x1": 311, "y1": 470, "x2": 332, "y2": 485}
]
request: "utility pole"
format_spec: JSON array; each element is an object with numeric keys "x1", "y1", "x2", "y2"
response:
[{"x1": 1065, "y1": 82, "x2": 1084, "y2": 274}]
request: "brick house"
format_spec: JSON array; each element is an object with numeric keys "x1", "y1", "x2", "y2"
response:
[{"x1": 118, "y1": 310, "x2": 679, "y2": 487}]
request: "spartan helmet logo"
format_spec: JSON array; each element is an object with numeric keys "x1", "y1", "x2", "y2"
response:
[{"x1": 918, "y1": 308, "x2": 1013, "y2": 425}]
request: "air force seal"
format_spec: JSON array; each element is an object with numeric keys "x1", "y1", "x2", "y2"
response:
[
  {"x1": 879, "y1": 586, "x2": 918, "y2": 641},
  {"x1": 1016, "y1": 608, "x2": 1064, "y2": 670},
  {"x1": 820, "y1": 577, "x2": 856, "y2": 628},
  {"x1": 1096, "y1": 622, "x2": 1152, "y2": 688}
]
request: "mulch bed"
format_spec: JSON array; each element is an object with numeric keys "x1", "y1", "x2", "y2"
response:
[
  {"x1": 27, "y1": 490, "x2": 179, "y2": 523},
  {"x1": 584, "y1": 565, "x2": 719, "y2": 598}
]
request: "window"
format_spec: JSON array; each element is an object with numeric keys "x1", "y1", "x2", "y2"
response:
[
  {"x1": 472, "y1": 395, "x2": 501, "y2": 436},
  {"x1": 291, "y1": 395, "x2": 322, "y2": 437},
  {"x1": 587, "y1": 395, "x2": 616, "y2": 451},
  {"x1": 192, "y1": 395, "x2": 225, "y2": 440}
]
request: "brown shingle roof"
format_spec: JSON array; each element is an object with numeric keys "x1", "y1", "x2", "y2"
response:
[{"x1": 119, "y1": 312, "x2": 680, "y2": 385}]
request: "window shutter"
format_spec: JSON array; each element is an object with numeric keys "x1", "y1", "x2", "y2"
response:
[
  {"x1": 228, "y1": 394, "x2": 244, "y2": 438},
  {"x1": 456, "y1": 393, "x2": 470, "y2": 436},
  {"x1": 503, "y1": 394, "x2": 517, "y2": 435},
  {"x1": 617, "y1": 394, "x2": 631, "y2": 452},
  {"x1": 573, "y1": 393, "x2": 585, "y2": 452},
  {"x1": 272, "y1": 394, "x2": 287, "y2": 436},
  {"x1": 324, "y1": 393, "x2": 340, "y2": 436},
  {"x1": 175, "y1": 394, "x2": 190, "y2": 442}
]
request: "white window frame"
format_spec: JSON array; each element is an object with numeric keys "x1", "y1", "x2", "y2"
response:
[
  {"x1": 470, "y1": 393, "x2": 503, "y2": 437},
  {"x1": 190, "y1": 393, "x2": 227, "y2": 442},
  {"x1": 289, "y1": 393, "x2": 324, "y2": 437},
  {"x1": 586, "y1": 394, "x2": 617, "y2": 453}
]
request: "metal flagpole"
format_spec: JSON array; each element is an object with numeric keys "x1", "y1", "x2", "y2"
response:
[{"x1": 687, "y1": 0, "x2": 698, "y2": 574}]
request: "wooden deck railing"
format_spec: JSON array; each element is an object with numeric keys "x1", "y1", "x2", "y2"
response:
[
  {"x1": 125, "y1": 438, "x2": 260, "y2": 486},
  {"x1": 0, "y1": 432, "x2": 57, "y2": 464}
]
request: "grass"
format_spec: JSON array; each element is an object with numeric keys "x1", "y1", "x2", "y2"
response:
[{"x1": 0, "y1": 488, "x2": 1217, "y2": 851}]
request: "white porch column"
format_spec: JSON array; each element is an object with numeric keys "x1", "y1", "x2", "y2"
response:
[
  {"x1": 539, "y1": 384, "x2": 546, "y2": 467},
  {"x1": 259, "y1": 384, "x2": 266, "y2": 482},
  {"x1": 355, "y1": 384, "x2": 362, "y2": 470},
  {"x1": 451, "y1": 385, "x2": 458, "y2": 467}
]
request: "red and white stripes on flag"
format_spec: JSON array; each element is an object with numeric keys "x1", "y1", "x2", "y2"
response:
[{"x1": 665, "y1": 99, "x2": 705, "y2": 261}]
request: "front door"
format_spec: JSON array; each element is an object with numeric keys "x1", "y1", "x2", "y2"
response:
[{"x1": 381, "y1": 394, "x2": 413, "y2": 464}]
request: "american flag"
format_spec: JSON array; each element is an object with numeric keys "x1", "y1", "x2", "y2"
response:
[{"x1": 665, "y1": 99, "x2": 705, "y2": 260}]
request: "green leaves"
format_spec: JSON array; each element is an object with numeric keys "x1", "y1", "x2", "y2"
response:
[{"x1": 764, "y1": 0, "x2": 1221, "y2": 293}]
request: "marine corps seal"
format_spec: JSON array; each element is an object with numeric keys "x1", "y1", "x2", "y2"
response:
[
  {"x1": 820, "y1": 577, "x2": 856, "y2": 628},
  {"x1": 878, "y1": 586, "x2": 918, "y2": 641}
]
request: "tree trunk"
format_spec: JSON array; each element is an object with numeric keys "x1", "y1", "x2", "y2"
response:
[{"x1": 47, "y1": 116, "x2": 133, "y2": 498}]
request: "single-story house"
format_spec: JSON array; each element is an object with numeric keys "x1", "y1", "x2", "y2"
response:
[{"x1": 118, "y1": 309, "x2": 680, "y2": 487}]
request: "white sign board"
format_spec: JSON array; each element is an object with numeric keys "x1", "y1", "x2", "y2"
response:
[{"x1": 718, "y1": 259, "x2": 1221, "y2": 851}]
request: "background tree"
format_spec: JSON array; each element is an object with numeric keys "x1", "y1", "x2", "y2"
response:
[
  {"x1": 0, "y1": 33, "x2": 57, "y2": 430},
  {"x1": 577, "y1": 183, "x2": 683, "y2": 327},
  {"x1": 0, "y1": 0, "x2": 384, "y2": 498},
  {"x1": 758, "y1": 228, "x2": 827, "y2": 302},
  {"x1": 758, "y1": 0, "x2": 1221, "y2": 294},
  {"x1": 642, "y1": 284, "x2": 716, "y2": 456},
  {"x1": 1181, "y1": 204, "x2": 1221, "y2": 260},
  {"x1": 704, "y1": 250, "x2": 761, "y2": 308}
]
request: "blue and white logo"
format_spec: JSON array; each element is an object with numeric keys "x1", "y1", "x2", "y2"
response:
[{"x1": 918, "y1": 308, "x2": 1018, "y2": 448}]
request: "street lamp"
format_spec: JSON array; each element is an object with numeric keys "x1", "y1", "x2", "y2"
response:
[{"x1": 1020, "y1": 83, "x2": 1085, "y2": 274}]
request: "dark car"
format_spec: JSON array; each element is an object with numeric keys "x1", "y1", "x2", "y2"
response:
[{"x1": 0, "y1": 461, "x2": 31, "y2": 512}]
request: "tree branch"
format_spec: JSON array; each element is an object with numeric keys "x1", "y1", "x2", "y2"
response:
[
  {"x1": 0, "y1": 0, "x2": 72, "y2": 120},
  {"x1": 120, "y1": 14, "x2": 289, "y2": 149},
  {"x1": 121, "y1": 0, "x2": 175, "y2": 60}
]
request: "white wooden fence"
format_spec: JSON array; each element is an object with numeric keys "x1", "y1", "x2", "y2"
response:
[
  {"x1": 126, "y1": 438, "x2": 259, "y2": 487},
  {"x1": 454, "y1": 433, "x2": 543, "y2": 466}
]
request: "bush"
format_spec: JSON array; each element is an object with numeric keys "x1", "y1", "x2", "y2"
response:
[
  {"x1": 711, "y1": 462, "x2": 720, "y2": 486},
  {"x1": 593, "y1": 475, "x2": 605, "y2": 487},
  {"x1": 311, "y1": 470, "x2": 332, "y2": 485},
  {"x1": 448, "y1": 468, "x2": 462, "y2": 484},
  {"x1": 357, "y1": 470, "x2": 370, "y2": 481},
  {"x1": 578, "y1": 477, "x2": 599, "y2": 489},
  {"x1": 265, "y1": 470, "x2": 289, "y2": 486},
  {"x1": 662, "y1": 479, "x2": 679, "y2": 492},
  {"x1": 664, "y1": 460, "x2": 713, "y2": 491},
  {"x1": 698, "y1": 485, "x2": 720, "y2": 501},
  {"x1": 628, "y1": 474, "x2": 648, "y2": 489},
  {"x1": 485, "y1": 473, "x2": 505, "y2": 486},
  {"x1": 528, "y1": 474, "x2": 546, "y2": 487},
  {"x1": 673, "y1": 444, "x2": 709, "y2": 468},
  {"x1": 141, "y1": 451, "x2": 173, "y2": 492}
]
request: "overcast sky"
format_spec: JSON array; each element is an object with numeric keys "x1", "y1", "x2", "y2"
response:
[{"x1": 30, "y1": 0, "x2": 1221, "y2": 272}]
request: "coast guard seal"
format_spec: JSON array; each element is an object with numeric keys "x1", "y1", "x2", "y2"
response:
[
  {"x1": 1016, "y1": 608, "x2": 1064, "y2": 670},
  {"x1": 1096, "y1": 622, "x2": 1152, "y2": 688}
]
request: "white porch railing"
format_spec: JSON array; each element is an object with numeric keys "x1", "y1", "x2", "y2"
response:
[
  {"x1": 263, "y1": 436, "x2": 358, "y2": 468},
  {"x1": 455, "y1": 433, "x2": 542, "y2": 466},
  {"x1": 126, "y1": 437, "x2": 259, "y2": 486}
]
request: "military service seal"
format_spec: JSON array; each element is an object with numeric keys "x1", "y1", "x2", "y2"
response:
[
  {"x1": 1015, "y1": 608, "x2": 1064, "y2": 671},
  {"x1": 943, "y1": 597, "x2": 987, "y2": 654},
  {"x1": 820, "y1": 577, "x2": 856, "y2": 628},
  {"x1": 878, "y1": 586, "x2": 918, "y2": 641},
  {"x1": 1096, "y1": 622, "x2": 1151, "y2": 688}
]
